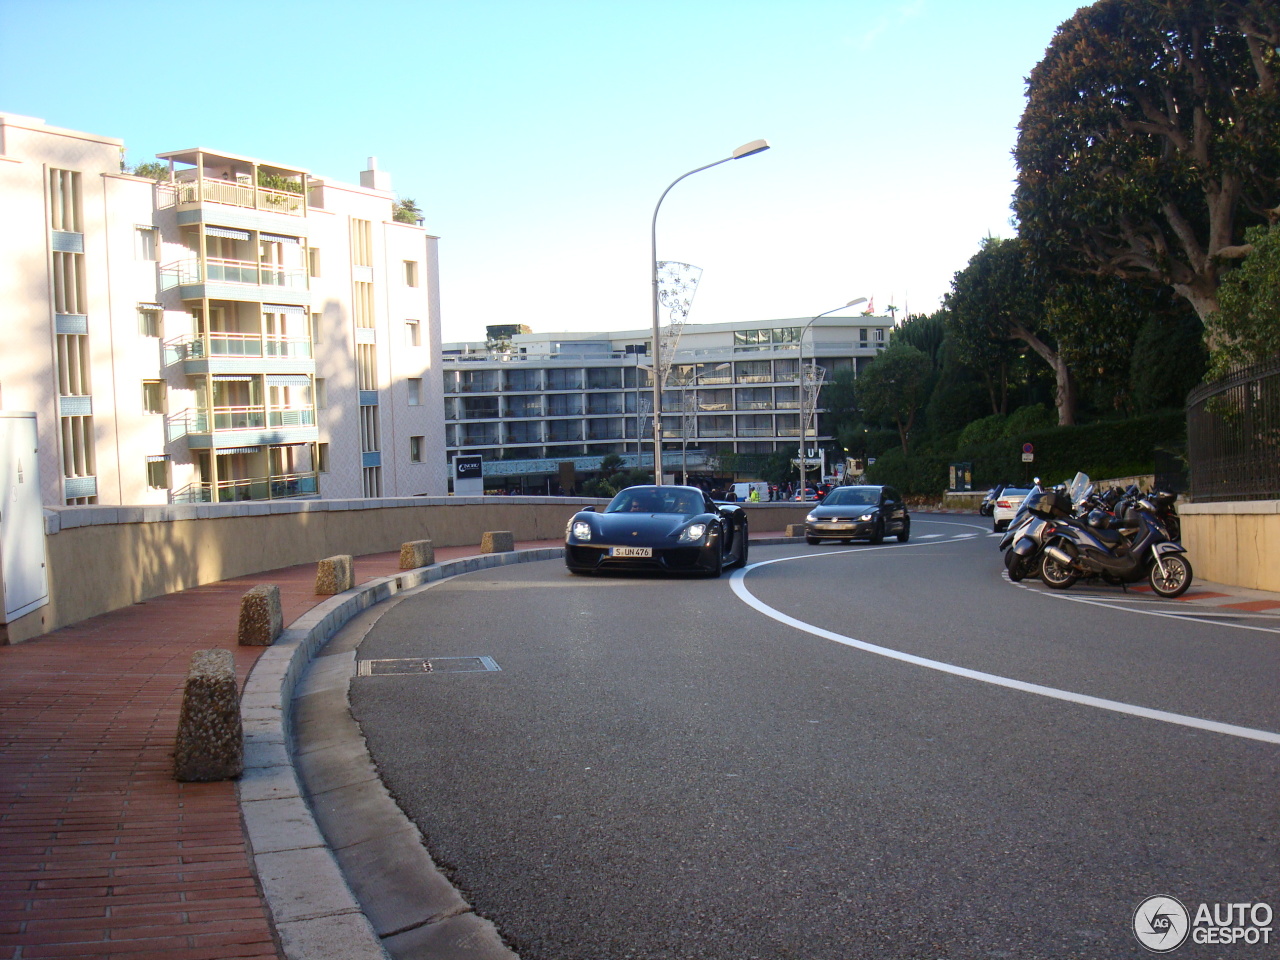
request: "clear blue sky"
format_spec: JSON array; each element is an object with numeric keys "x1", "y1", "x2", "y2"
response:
[{"x1": 1, "y1": 0, "x2": 1085, "y2": 341}]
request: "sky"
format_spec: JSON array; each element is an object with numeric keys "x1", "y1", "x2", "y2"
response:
[{"x1": 1, "y1": 0, "x2": 1087, "y2": 343}]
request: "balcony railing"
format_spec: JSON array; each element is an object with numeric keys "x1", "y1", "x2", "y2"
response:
[
  {"x1": 169, "y1": 406, "x2": 315, "y2": 437},
  {"x1": 172, "y1": 471, "x2": 319, "y2": 503},
  {"x1": 169, "y1": 333, "x2": 313, "y2": 360},
  {"x1": 161, "y1": 258, "x2": 308, "y2": 290},
  {"x1": 158, "y1": 178, "x2": 305, "y2": 216}
]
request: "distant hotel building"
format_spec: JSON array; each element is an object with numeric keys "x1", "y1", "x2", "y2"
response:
[
  {"x1": 0, "y1": 113, "x2": 446, "y2": 506},
  {"x1": 441, "y1": 318, "x2": 891, "y2": 491}
]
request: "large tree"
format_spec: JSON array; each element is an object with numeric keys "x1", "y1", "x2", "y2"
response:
[
  {"x1": 855, "y1": 343, "x2": 932, "y2": 455},
  {"x1": 1206, "y1": 222, "x2": 1280, "y2": 376},
  {"x1": 1014, "y1": 0, "x2": 1280, "y2": 327},
  {"x1": 945, "y1": 237, "x2": 1078, "y2": 425}
]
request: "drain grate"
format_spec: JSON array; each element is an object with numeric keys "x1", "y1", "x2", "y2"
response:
[{"x1": 357, "y1": 656, "x2": 500, "y2": 677}]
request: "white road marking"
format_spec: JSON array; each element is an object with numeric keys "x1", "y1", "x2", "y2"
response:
[
  {"x1": 730, "y1": 554, "x2": 1280, "y2": 745},
  {"x1": 1005, "y1": 575, "x2": 1280, "y2": 635},
  {"x1": 916, "y1": 534, "x2": 945, "y2": 539}
]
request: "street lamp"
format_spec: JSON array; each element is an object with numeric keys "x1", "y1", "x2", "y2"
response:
[
  {"x1": 799, "y1": 298, "x2": 867, "y2": 500},
  {"x1": 650, "y1": 139, "x2": 770, "y2": 485}
]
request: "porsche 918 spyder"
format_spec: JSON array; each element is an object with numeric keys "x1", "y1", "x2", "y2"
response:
[{"x1": 564, "y1": 484, "x2": 749, "y2": 577}]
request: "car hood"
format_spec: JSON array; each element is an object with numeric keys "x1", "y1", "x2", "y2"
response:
[
  {"x1": 589, "y1": 512, "x2": 704, "y2": 541},
  {"x1": 807, "y1": 504, "x2": 878, "y2": 518}
]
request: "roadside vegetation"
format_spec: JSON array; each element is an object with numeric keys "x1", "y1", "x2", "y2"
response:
[{"x1": 823, "y1": 0, "x2": 1278, "y2": 497}]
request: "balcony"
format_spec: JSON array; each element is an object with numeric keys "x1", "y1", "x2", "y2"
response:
[
  {"x1": 168, "y1": 333, "x2": 313, "y2": 362},
  {"x1": 169, "y1": 406, "x2": 318, "y2": 448},
  {"x1": 173, "y1": 471, "x2": 319, "y2": 503},
  {"x1": 158, "y1": 178, "x2": 305, "y2": 216},
  {"x1": 161, "y1": 258, "x2": 308, "y2": 293}
]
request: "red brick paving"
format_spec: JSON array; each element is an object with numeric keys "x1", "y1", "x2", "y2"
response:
[{"x1": 0, "y1": 542, "x2": 555, "y2": 960}]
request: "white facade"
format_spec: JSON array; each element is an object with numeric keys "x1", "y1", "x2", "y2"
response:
[
  {"x1": 441, "y1": 317, "x2": 891, "y2": 488},
  {"x1": 0, "y1": 113, "x2": 446, "y2": 505}
]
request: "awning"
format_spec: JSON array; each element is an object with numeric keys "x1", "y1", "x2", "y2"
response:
[
  {"x1": 145, "y1": 454, "x2": 171, "y2": 462},
  {"x1": 266, "y1": 375, "x2": 312, "y2": 387},
  {"x1": 263, "y1": 303, "x2": 307, "y2": 315},
  {"x1": 216, "y1": 448, "x2": 261, "y2": 456},
  {"x1": 204, "y1": 226, "x2": 251, "y2": 241},
  {"x1": 137, "y1": 302, "x2": 163, "y2": 311},
  {"x1": 259, "y1": 233, "x2": 301, "y2": 245},
  {"x1": 212, "y1": 375, "x2": 255, "y2": 382}
]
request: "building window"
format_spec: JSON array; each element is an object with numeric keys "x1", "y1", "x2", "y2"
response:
[
  {"x1": 310, "y1": 311, "x2": 323, "y2": 345},
  {"x1": 351, "y1": 218, "x2": 373, "y2": 266},
  {"x1": 360, "y1": 406, "x2": 380, "y2": 453},
  {"x1": 138, "y1": 306, "x2": 161, "y2": 337},
  {"x1": 357, "y1": 344, "x2": 377, "y2": 391},
  {"x1": 409, "y1": 436, "x2": 423, "y2": 463},
  {"x1": 317, "y1": 442, "x2": 330, "y2": 473},
  {"x1": 404, "y1": 260, "x2": 419, "y2": 287},
  {"x1": 308, "y1": 246, "x2": 321, "y2": 277},
  {"x1": 56, "y1": 334, "x2": 91, "y2": 396},
  {"x1": 48, "y1": 169, "x2": 82, "y2": 232},
  {"x1": 142, "y1": 380, "x2": 165, "y2": 415},
  {"x1": 362, "y1": 465, "x2": 382, "y2": 497},
  {"x1": 135, "y1": 226, "x2": 158, "y2": 261},
  {"x1": 407, "y1": 378, "x2": 422, "y2": 406},
  {"x1": 52, "y1": 252, "x2": 86, "y2": 315},
  {"x1": 315, "y1": 377, "x2": 327, "y2": 408},
  {"x1": 353, "y1": 281, "x2": 375, "y2": 328},
  {"x1": 405, "y1": 320, "x2": 421, "y2": 346},
  {"x1": 146, "y1": 456, "x2": 170, "y2": 489},
  {"x1": 875, "y1": 328, "x2": 885, "y2": 343}
]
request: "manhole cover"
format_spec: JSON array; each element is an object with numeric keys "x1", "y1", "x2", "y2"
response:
[{"x1": 357, "y1": 656, "x2": 500, "y2": 677}]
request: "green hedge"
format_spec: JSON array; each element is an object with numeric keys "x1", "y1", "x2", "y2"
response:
[
  {"x1": 959, "y1": 412, "x2": 1185, "y2": 487},
  {"x1": 864, "y1": 412, "x2": 1185, "y2": 495}
]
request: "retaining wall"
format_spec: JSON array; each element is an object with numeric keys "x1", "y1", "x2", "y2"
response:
[
  {"x1": 1179, "y1": 500, "x2": 1280, "y2": 593},
  {"x1": 8, "y1": 497, "x2": 813, "y2": 644}
]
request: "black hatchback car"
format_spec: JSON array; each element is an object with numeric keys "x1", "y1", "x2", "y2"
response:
[{"x1": 803, "y1": 484, "x2": 910, "y2": 544}]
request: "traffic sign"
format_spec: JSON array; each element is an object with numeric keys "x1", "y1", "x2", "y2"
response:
[
  {"x1": 1022, "y1": 443, "x2": 1034, "y2": 454},
  {"x1": 1022, "y1": 452, "x2": 1034, "y2": 462}
]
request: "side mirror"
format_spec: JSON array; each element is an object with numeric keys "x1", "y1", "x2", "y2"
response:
[{"x1": 582, "y1": 505, "x2": 596, "y2": 512}]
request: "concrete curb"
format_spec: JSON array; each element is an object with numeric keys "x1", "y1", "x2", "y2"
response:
[{"x1": 239, "y1": 548, "x2": 562, "y2": 960}]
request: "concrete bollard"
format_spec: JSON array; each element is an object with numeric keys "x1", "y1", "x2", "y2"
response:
[
  {"x1": 237, "y1": 584, "x2": 282, "y2": 646},
  {"x1": 399, "y1": 539, "x2": 435, "y2": 570},
  {"x1": 315, "y1": 555, "x2": 354, "y2": 595},
  {"x1": 480, "y1": 530, "x2": 515, "y2": 553},
  {"x1": 173, "y1": 649, "x2": 243, "y2": 782},
  {"x1": 786, "y1": 523, "x2": 806, "y2": 538}
]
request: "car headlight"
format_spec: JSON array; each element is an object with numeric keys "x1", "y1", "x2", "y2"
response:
[
  {"x1": 570, "y1": 520, "x2": 592, "y2": 541},
  {"x1": 857, "y1": 513, "x2": 875, "y2": 521},
  {"x1": 680, "y1": 522, "x2": 709, "y2": 542},
  {"x1": 805, "y1": 513, "x2": 819, "y2": 523}
]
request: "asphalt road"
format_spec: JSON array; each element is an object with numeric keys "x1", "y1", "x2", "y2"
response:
[{"x1": 349, "y1": 516, "x2": 1280, "y2": 960}]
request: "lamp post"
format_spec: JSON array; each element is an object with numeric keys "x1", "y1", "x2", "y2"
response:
[
  {"x1": 650, "y1": 139, "x2": 770, "y2": 485},
  {"x1": 799, "y1": 298, "x2": 867, "y2": 500}
]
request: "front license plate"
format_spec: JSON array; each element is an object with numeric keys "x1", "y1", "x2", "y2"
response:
[
  {"x1": 611, "y1": 546, "x2": 653, "y2": 558},
  {"x1": 820, "y1": 523, "x2": 854, "y2": 530}
]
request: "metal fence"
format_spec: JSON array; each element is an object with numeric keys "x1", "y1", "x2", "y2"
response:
[{"x1": 1186, "y1": 358, "x2": 1280, "y2": 502}]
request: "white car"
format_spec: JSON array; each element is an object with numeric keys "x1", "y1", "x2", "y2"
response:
[{"x1": 992, "y1": 487, "x2": 1034, "y2": 532}]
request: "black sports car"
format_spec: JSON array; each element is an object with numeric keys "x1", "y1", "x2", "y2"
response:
[{"x1": 565, "y1": 484, "x2": 749, "y2": 577}]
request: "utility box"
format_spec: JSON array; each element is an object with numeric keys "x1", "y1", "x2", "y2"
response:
[{"x1": 0, "y1": 412, "x2": 49, "y2": 625}]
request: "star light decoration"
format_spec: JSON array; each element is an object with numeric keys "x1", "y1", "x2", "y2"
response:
[{"x1": 656, "y1": 261, "x2": 702, "y2": 389}]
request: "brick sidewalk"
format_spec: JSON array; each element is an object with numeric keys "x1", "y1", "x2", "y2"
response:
[{"x1": 0, "y1": 543, "x2": 548, "y2": 960}]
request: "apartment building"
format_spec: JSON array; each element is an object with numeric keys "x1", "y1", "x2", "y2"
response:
[
  {"x1": 0, "y1": 113, "x2": 446, "y2": 506},
  {"x1": 441, "y1": 317, "x2": 891, "y2": 490}
]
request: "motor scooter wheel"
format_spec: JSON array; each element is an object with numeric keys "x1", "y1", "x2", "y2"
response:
[
  {"x1": 1039, "y1": 549, "x2": 1079, "y2": 590},
  {"x1": 1149, "y1": 554, "x2": 1193, "y2": 598},
  {"x1": 1004, "y1": 548, "x2": 1028, "y2": 582}
]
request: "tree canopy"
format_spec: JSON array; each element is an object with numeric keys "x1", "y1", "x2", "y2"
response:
[
  {"x1": 1014, "y1": 0, "x2": 1280, "y2": 325},
  {"x1": 1206, "y1": 222, "x2": 1280, "y2": 376},
  {"x1": 944, "y1": 237, "x2": 1079, "y2": 426},
  {"x1": 854, "y1": 342, "x2": 932, "y2": 455}
]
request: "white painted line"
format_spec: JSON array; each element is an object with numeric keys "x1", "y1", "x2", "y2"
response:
[
  {"x1": 916, "y1": 534, "x2": 945, "y2": 539},
  {"x1": 730, "y1": 557, "x2": 1280, "y2": 745}
]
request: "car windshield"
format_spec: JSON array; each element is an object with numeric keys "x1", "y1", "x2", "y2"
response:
[
  {"x1": 605, "y1": 488, "x2": 702, "y2": 516},
  {"x1": 821, "y1": 487, "x2": 880, "y2": 507},
  {"x1": 1002, "y1": 488, "x2": 1033, "y2": 499}
]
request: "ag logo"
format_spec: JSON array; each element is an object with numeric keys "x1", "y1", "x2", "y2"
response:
[{"x1": 1134, "y1": 895, "x2": 1190, "y2": 953}]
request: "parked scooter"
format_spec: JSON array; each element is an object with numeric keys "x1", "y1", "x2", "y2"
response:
[
  {"x1": 999, "y1": 474, "x2": 1090, "y2": 582},
  {"x1": 1036, "y1": 484, "x2": 1193, "y2": 598}
]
